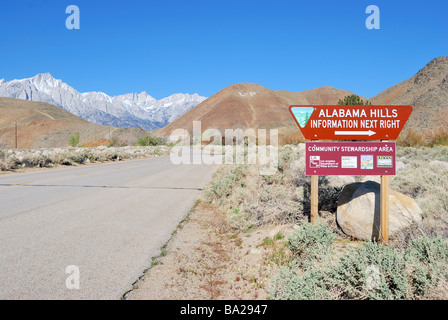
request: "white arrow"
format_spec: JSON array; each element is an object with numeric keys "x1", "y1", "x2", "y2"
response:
[{"x1": 335, "y1": 130, "x2": 376, "y2": 136}]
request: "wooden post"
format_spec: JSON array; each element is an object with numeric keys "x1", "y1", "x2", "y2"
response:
[
  {"x1": 309, "y1": 139, "x2": 319, "y2": 225},
  {"x1": 380, "y1": 175, "x2": 389, "y2": 245},
  {"x1": 310, "y1": 175, "x2": 318, "y2": 225},
  {"x1": 380, "y1": 140, "x2": 390, "y2": 245}
]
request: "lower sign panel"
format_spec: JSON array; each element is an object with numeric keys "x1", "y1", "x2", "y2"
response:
[{"x1": 306, "y1": 142, "x2": 396, "y2": 176}]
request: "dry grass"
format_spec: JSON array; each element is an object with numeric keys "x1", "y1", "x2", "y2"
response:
[
  {"x1": 391, "y1": 146, "x2": 448, "y2": 242},
  {"x1": 398, "y1": 127, "x2": 448, "y2": 147},
  {"x1": 0, "y1": 146, "x2": 170, "y2": 172}
]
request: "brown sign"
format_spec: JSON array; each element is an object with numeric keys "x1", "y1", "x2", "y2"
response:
[{"x1": 290, "y1": 105, "x2": 412, "y2": 140}]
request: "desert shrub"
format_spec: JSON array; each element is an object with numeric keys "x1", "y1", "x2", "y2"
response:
[
  {"x1": 108, "y1": 138, "x2": 118, "y2": 147},
  {"x1": 270, "y1": 242, "x2": 409, "y2": 300},
  {"x1": 69, "y1": 133, "x2": 80, "y2": 147},
  {"x1": 0, "y1": 146, "x2": 170, "y2": 171},
  {"x1": 425, "y1": 129, "x2": 448, "y2": 147},
  {"x1": 391, "y1": 159, "x2": 448, "y2": 237},
  {"x1": 287, "y1": 222, "x2": 335, "y2": 270},
  {"x1": 396, "y1": 146, "x2": 448, "y2": 162},
  {"x1": 337, "y1": 94, "x2": 371, "y2": 106},
  {"x1": 68, "y1": 150, "x2": 97, "y2": 164},
  {"x1": 404, "y1": 235, "x2": 448, "y2": 297},
  {"x1": 398, "y1": 129, "x2": 448, "y2": 147},
  {"x1": 269, "y1": 264, "x2": 335, "y2": 300},
  {"x1": 203, "y1": 164, "x2": 248, "y2": 205},
  {"x1": 270, "y1": 235, "x2": 448, "y2": 300},
  {"x1": 269, "y1": 223, "x2": 337, "y2": 300},
  {"x1": 277, "y1": 146, "x2": 294, "y2": 173},
  {"x1": 22, "y1": 155, "x2": 52, "y2": 168},
  {"x1": 227, "y1": 207, "x2": 250, "y2": 231},
  {"x1": 398, "y1": 129, "x2": 425, "y2": 147},
  {"x1": 331, "y1": 242, "x2": 409, "y2": 300},
  {"x1": 137, "y1": 135, "x2": 164, "y2": 146}
]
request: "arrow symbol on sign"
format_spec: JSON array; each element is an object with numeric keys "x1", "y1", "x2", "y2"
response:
[{"x1": 335, "y1": 130, "x2": 376, "y2": 136}]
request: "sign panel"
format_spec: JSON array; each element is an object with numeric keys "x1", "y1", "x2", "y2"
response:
[
  {"x1": 290, "y1": 105, "x2": 412, "y2": 140},
  {"x1": 306, "y1": 142, "x2": 396, "y2": 176}
]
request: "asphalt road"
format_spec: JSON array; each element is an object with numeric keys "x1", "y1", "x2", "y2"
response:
[{"x1": 0, "y1": 154, "x2": 218, "y2": 299}]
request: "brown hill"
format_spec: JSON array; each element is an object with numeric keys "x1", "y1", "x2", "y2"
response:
[
  {"x1": 369, "y1": 56, "x2": 448, "y2": 133},
  {"x1": 0, "y1": 97, "x2": 149, "y2": 149},
  {"x1": 155, "y1": 83, "x2": 362, "y2": 144}
]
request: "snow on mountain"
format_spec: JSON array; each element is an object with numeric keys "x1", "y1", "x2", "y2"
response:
[{"x1": 0, "y1": 73, "x2": 206, "y2": 130}]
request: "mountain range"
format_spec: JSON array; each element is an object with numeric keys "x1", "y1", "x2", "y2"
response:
[
  {"x1": 0, "y1": 56, "x2": 446, "y2": 148},
  {"x1": 0, "y1": 73, "x2": 206, "y2": 131}
]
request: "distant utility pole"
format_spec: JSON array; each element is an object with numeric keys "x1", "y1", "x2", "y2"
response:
[{"x1": 15, "y1": 122, "x2": 18, "y2": 149}]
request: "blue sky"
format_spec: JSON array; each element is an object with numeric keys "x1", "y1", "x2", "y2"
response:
[{"x1": 0, "y1": 0, "x2": 446, "y2": 99}]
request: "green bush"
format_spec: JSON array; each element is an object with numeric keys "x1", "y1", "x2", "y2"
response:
[
  {"x1": 391, "y1": 158, "x2": 448, "y2": 236},
  {"x1": 331, "y1": 242, "x2": 409, "y2": 300},
  {"x1": 203, "y1": 165, "x2": 247, "y2": 205},
  {"x1": 68, "y1": 150, "x2": 101, "y2": 164},
  {"x1": 337, "y1": 94, "x2": 371, "y2": 106},
  {"x1": 69, "y1": 133, "x2": 80, "y2": 147},
  {"x1": 23, "y1": 155, "x2": 52, "y2": 168},
  {"x1": 404, "y1": 235, "x2": 448, "y2": 297},
  {"x1": 270, "y1": 235, "x2": 448, "y2": 300},
  {"x1": 287, "y1": 222, "x2": 335, "y2": 270},
  {"x1": 137, "y1": 135, "x2": 164, "y2": 146},
  {"x1": 270, "y1": 264, "x2": 335, "y2": 300}
]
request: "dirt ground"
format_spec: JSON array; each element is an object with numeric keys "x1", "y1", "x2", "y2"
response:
[{"x1": 125, "y1": 202, "x2": 293, "y2": 300}]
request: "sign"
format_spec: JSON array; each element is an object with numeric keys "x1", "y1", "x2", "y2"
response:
[
  {"x1": 306, "y1": 142, "x2": 396, "y2": 176},
  {"x1": 290, "y1": 105, "x2": 412, "y2": 140}
]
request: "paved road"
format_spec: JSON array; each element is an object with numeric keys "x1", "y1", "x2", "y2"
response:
[{"x1": 0, "y1": 154, "x2": 218, "y2": 299}]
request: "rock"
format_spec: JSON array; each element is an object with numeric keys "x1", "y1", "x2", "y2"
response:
[
  {"x1": 337, "y1": 181, "x2": 423, "y2": 241},
  {"x1": 326, "y1": 176, "x2": 356, "y2": 189},
  {"x1": 362, "y1": 176, "x2": 381, "y2": 183}
]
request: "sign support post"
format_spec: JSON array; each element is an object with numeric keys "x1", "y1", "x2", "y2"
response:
[
  {"x1": 380, "y1": 140, "x2": 389, "y2": 245},
  {"x1": 380, "y1": 174, "x2": 389, "y2": 245},
  {"x1": 310, "y1": 139, "x2": 319, "y2": 225},
  {"x1": 310, "y1": 175, "x2": 318, "y2": 225}
]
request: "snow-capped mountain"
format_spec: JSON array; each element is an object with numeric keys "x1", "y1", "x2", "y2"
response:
[{"x1": 0, "y1": 73, "x2": 206, "y2": 130}]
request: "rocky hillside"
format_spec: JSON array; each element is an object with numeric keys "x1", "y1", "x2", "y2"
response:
[
  {"x1": 0, "y1": 97, "x2": 149, "y2": 149},
  {"x1": 370, "y1": 56, "x2": 448, "y2": 133}
]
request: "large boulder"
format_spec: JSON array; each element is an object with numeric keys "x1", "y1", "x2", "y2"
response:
[{"x1": 337, "y1": 181, "x2": 423, "y2": 241}]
